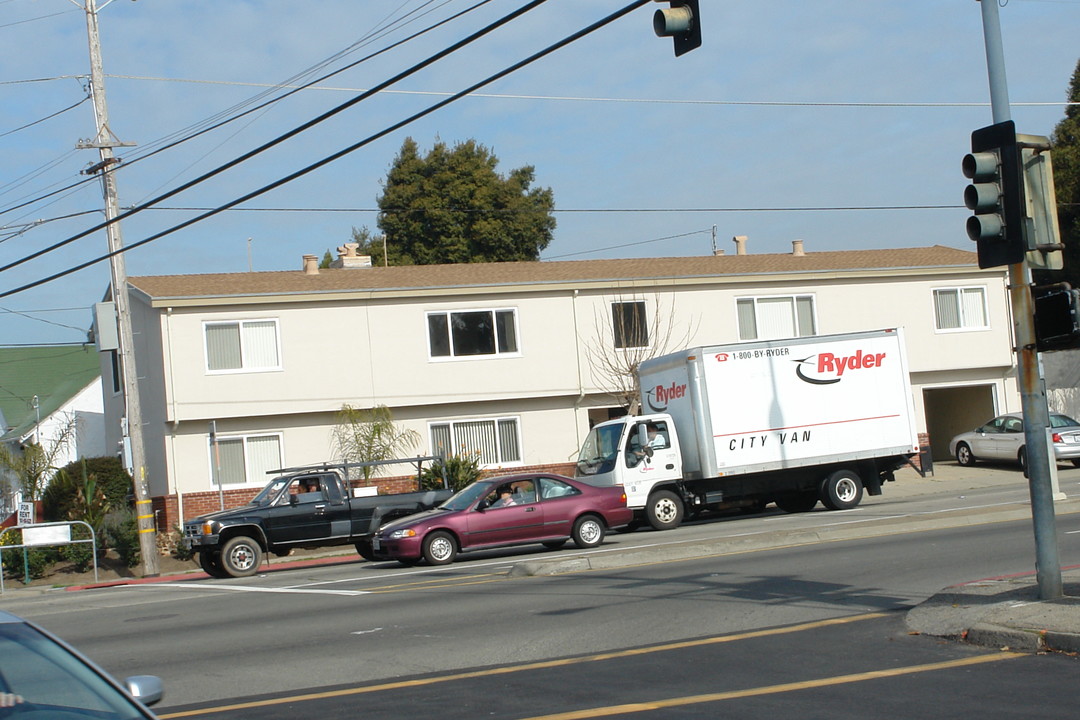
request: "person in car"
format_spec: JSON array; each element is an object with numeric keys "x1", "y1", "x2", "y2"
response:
[{"x1": 490, "y1": 488, "x2": 516, "y2": 508}]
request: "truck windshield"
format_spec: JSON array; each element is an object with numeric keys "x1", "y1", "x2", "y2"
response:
[
  {"x1": 575, "y1": 423, "x2": 623, "y2": 476},
  {"x1": 250, "y1": 477, "x2": 292, "y2": 506}
]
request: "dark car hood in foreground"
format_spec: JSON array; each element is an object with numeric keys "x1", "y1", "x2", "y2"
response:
[{"x1": 377, "y1": 506, "x2": 453, "y2": 533}]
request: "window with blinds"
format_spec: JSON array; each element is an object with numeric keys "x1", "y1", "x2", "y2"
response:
[
  {"x1": 933, "y1": 287, "x2": 988, "y2": 331},
  {"x1": 210, "y1": 433, "x2": 282, "y2": 486},
  {"x1": 429, "y1": 417, "x2": 522, "y2": 467},
  {"x1": 204, "y1": 319, "x2": 281, "y2": 372},
  {"x1": 736, "y1": 295, "x2": 816, "y2": 341}
]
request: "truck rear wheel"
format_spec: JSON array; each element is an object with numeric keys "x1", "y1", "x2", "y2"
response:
[
  {"x1": 775, "y1": 491, "x2": 818, "y2": 513},
  {"x1": 221, "y1": 536, "x2": 262, "y2": 578},
  {"x1": 820, "y1": 470, "x2": 864, "y2": 510},
  {"x1": 646, "y1": 490, "x2": 684, "y2": 530}
]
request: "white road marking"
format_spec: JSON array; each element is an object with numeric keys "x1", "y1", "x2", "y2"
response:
[{"x1": 147, "y1": 583, "x2": 368, "y2": 596}]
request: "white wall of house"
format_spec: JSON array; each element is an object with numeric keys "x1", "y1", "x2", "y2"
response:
[{"x1": 111, "y1": 258, "x2": 1019, "y2": 501}]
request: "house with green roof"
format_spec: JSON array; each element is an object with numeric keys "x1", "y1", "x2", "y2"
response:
[{"x1": 0, "y1": 345, "x2": 105, "y2": 514}]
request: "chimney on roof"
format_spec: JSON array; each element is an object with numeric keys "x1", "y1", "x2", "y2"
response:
[
  {"x1": 732, "y1": 235, "x2": 748, "y2": 255},
  {"x1": 713, "y1": 249, "x2": 725, "y2": 256},
  {"x1": 792, "y1": 239, "x2": 805, "y2": 257},
  {"x1": 331, "y1": 242, "x2": 373, "y2": 269},
  {"x1": 302, "y1": 254, "x2": 319, "y2": 275}
]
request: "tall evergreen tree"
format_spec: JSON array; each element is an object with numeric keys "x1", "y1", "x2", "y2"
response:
[
  {"x1": 373, "y1": 137, "x2": 556, "y2": 265},
  {"x1": 1049, "y1": 59, "x2": 1080, "y2": 286}
]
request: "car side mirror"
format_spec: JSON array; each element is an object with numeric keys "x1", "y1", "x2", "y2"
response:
[{"x1": 125, "y1": 675, "x2": 164, "y2": 707}]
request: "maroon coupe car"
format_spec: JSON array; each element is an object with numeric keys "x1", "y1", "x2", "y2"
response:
[{"x1": 370, "y1": 473, "x2": 632, "y2": 565}]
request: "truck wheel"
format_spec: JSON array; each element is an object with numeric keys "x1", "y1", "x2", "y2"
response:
[
  {"x1": 646, "y1": 490, "x2": 684, "y2": 530},
  {"x1": 571, "y1": 515, "x2": 605, "y2": 549},
  {"x1": 955, "y1": 442, "x2": 976, "y2": 467},
  {"x1": 355, "y1": 539, "x2": 377, "y2": 562},
  {"x1": 220, "y1": 536, "x2": 262, "y2": 578},
  {"x1": 198, "y1": 550, "x2": 228, "y2": 578},
  {"x1": 820, "y1": 470, "x2": 864, "y2": 510},
  {"x1": 422, "y1": 531, "x2": 457, "y2": 565},
  {"x1": 775, "y1": 491, "x2": 818, "y2": 513}
]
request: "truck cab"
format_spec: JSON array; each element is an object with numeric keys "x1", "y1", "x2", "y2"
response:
[{"x1": 575, "y1": 414, "x2": 683, "y2": 526}]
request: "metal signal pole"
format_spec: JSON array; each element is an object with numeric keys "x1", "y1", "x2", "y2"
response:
[
  {"x1": 976, "y1": 0, "x2": 1061, "y2": 599},
  {"x1": 76, "y1": 0, "x2": 158, "y2": 576}
]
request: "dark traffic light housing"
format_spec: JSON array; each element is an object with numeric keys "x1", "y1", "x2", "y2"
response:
[
  {"x1": 653, "y1": 1, "x2": 701, "y2": 57},
  {"x1": 963, "y1": 121, "x2": 1025, "y2": 269},
  {"x1": 1034, "y1": 285, "x2": 1080, "y2": 352}
]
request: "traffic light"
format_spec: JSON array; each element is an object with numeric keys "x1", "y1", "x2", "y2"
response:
[
  {"x1": 962, "y1": 120, "x2": 1025, "y2": 269},
  {"x1": 653, "y1": 1, "x2": 701, "y2": 57},
  {"x1": 1034, "y1": 286, "x2": 1080, "y2": 352}
]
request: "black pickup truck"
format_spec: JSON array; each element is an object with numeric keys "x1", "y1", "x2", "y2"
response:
[{"x1": 183, "y1": 458, "x2": 452, "y2": 578}]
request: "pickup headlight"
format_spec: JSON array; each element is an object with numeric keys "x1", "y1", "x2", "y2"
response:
[{"x1": 388, "y1": 528, "x2": 417, "y2": 540}]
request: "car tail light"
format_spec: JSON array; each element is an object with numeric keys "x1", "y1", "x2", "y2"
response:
[
  {"x1": 1052, "y1": 432, "x2": 1063, "y2": 443},
  {"x1": 620, "y1": 493, "x2": 627, "y2": 503}
]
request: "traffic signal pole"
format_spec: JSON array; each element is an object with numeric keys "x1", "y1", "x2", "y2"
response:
[{"x1": 977, "y1": 0, "x2": 1061, "y2": 599}]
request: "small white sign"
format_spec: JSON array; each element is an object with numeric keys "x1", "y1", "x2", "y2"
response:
[
  {"x1": 17, "y1": 502, "x2": 34, "y2": 526},
  {"x1": 23, "y1": 525, "x2": 70, "y2": 547}
]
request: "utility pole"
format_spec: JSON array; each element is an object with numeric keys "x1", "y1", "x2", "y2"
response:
[
  {"x1": 75, "y1": 0, "x2": 158, "y2": 576},
  {"x1": 975, "y1": 0, "x2": 1061, "y2": 599}
]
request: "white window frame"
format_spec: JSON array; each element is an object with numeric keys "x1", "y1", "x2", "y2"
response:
[
  {"x1": 206, "y1": 432, "x2": 284, "y2": 488},
  {"x1": 426, "y1": 308, "x2": 521, "y2": 361},
  {"x1": 203, "y1": 318, "x2": 282, "y2": 374},
  {"x1": 428, "y1": 416, "x2": 523, "y2": 468},
  {"x1": 736, "y1": 294, "x2": 817, "y2": 341},
  {"x1": 611, "y1": 300, "x2": 650, "y2": 350},
  {"x1": 933, "y1": 286, "x2": 989, "y2": 333}
]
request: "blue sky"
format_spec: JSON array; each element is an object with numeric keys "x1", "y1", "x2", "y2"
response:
[{"x1": 2, "y1": 0, "x2": 1078, "y2": 347}]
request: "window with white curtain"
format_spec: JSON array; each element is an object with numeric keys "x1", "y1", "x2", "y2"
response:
[
  {"x1": 204, "y1": 319, "x2": 281, "y2": 372},
  {"x1": 429, "y1": 417, "x2": 522, "y2": 467},
  {"x1": 933, "y1": 287, "x2": 988, "y2": 331},
  {"x1": 736, "y1": 295, "x2": 816, "y2": 341},
  {"x1": 210, "y1": 433, "x2": 282, "y2": 486}
]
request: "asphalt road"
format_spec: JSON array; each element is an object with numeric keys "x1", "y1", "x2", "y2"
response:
[{"x1": 3, "y1": 464, "x2": 1079, "y2": 718}]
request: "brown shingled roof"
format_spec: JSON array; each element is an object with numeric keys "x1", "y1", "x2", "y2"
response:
[{"x1": 128, "y1": 245, "x2": 980, "y2": 301}]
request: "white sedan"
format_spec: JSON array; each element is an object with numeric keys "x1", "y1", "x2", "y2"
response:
[{"x1": 949, "y1": 413, "x2": 1080, "y2": 468}]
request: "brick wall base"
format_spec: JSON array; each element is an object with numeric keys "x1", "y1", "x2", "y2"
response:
[{"x1": 152, "y1": 462, "x2": 578, "y2": 531}]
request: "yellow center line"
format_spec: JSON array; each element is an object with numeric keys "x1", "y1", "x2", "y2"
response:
[
  {"x1": 512, "y1": 652, "x2": 1023, "y2": 720},
  {"x1": 159, "y1": 612, "x2": 892, "y2": 718}
]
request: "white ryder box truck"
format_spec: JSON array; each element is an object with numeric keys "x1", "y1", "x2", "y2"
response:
[{"x1": 575, "y1": 328, "x2": 920, "y2": 530}]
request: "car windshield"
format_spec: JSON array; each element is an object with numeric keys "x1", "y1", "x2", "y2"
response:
[
  {"x1": 439, "y1": 482, "x2": 495, "y2": 512},
  {"x1": 0, "y1": 622, "x2": 151, "y2": 719},
  {"x1": 250, "y1": 476, "x2": 292, "y2": 506},
  {"x1": 1050, "y1": 414, "x2": 1080, "y2": 429}
]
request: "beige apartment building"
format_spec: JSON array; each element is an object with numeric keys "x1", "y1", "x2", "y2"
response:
[{"x1": 100, "y1": 243, "x2": 1018, "y2": 527}]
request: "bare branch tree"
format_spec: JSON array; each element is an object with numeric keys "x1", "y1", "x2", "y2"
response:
[
  {"x1": 583, "y1": 292, "x2": 698, "y2": 414},
  {"x1": 0, "y1": 412, "x2": 79, "y2": 503}
]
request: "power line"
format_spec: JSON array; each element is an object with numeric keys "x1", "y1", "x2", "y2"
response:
[
  {"x1": 0, "y1": 0, "x2": 558, "y2": 278},
  {"x1": 0, "y1": 0, "x2": 653, "y2": 299},
  {"x1": 0, "y1": 0, "x2": 495, "y2": 220}
]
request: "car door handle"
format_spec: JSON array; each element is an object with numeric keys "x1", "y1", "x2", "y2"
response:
[
  {"x1": 313, "y1": 504, "x2": 326, "y2": 514},
  {"x1": 525, "y1": 507, "x2": 536, "y2": 512}
]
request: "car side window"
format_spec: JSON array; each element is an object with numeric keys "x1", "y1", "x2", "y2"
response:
[
  {"x1": 539, "y1": 477, "x2": 582, "y2": 500},
  {"x1": 1005, "y1": 418, "x2": 1023, "y2": 433}
]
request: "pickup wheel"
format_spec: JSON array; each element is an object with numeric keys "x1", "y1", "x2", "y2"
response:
[
  {"x1": 422, "y1": 531, "x2": 457, "y2": 565},
  {"x1": 221, "y1": 536, "x2": 263, "y2": 578},
  {"x1": 198, "y1": 550, "x2": 228, "y2": 579},
  {"x1": 819, "y1": 470, "x2": 864, "y2": 510},
  {"x1": 775, "y1": 491, "x2": 818, "y2": 513},
  {"x1": 572, "y1": 515, "x2": 605, "y2": 549},
  {"x1": 355, "y1": 539, "x2": 377, "y2": 562},
  {"x1": 646, "y1": 490, "x2": 684, "y2": 531}
]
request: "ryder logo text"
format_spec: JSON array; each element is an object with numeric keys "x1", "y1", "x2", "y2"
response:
[
  {"x1": 645, "y1": 382, "x2": 687, "y2": 412},
  {"x1": 795, "y1": 350, "x2": 886, "y2": 385}
]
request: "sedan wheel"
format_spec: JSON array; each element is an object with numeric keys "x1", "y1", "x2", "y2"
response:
[
  {"x1": 955, "y1": 443, "x2": 976, "y2": 467},
  {"x1": 422, "y1": 531, "x2": 457, "y2": 565},
  {"x1": 572, "y1": 515, "x2": 605, "y2": 549}
]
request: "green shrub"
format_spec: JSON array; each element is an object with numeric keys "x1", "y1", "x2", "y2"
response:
[
  {"x1": 61, "y1": 541, "x2": 96, "y2": 573},
  {"x1": 44, "y1": 457, "x2": 132, "y2": 522},
  {"x1": 420, "y1": 453, "x2": 482, "y2": 492},
  {"x1": 102, "y1": 509, "x2": 140, "y2": 568}
]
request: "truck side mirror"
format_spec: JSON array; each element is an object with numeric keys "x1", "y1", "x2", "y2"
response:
[
  {"x1": 644, "y1": 446, "x2": 655, "y2": 459},
  {"x1": 290, "y1": 494, "x2": 299, "y2": 506}
]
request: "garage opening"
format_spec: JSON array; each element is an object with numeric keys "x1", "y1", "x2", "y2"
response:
[{"x1": 923, "y1": 385, "x2": 996, "y2": 462}]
